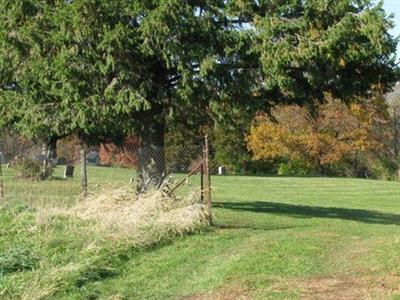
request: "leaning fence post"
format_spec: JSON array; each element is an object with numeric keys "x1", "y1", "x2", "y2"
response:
[
  {"x1": 204, "y1": 135, "x2": 212, "y2": 223},
  {"x1": 80, "y1": 145, "x2": 88, "y2": 197},
  {"x1": 0, "y1": 158, "x2": 4, "y2": 198}
]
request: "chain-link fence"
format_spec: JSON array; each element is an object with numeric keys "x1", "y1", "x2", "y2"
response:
[{"x1": 0, "y1": 135, "x2": 211, "y2": 210}]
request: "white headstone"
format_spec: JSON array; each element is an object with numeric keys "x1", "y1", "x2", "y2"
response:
[{"x1": 218, "y1": 166, "x2": 226, "y2": 175}]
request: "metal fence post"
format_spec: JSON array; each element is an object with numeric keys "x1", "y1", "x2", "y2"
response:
[
  {"x1": 0, "y1": 158, "x2": 4, "y2": 198},
  {"x1": 80, "y1": 146, "x2": 88, "y2": 197},
  {"x1": 204, "y1": 135, "x2": 212, "y2": 223}
]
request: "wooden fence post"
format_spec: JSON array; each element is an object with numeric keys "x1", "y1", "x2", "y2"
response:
[
  {"x1": 80, "y1": 146, "x2": 88, "y2": 197},
  {"x1": 204, "y1": 135, "x2": 212, "y2": 223},
  {"x1": 0, "y1": 159, "x2": 4, "y2": 198},
  {"x1": 200, "y1": 163, "x2": 204, "y2": 203}
]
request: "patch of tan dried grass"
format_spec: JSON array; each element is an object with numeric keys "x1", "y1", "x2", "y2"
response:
[
  {"x1": 182, "y1": 285, "x2": 251, "y2": 300},
  {"x1": 39, "y1": 185, "x2": 209, "y2": 246},
  {"x1": 297, "y1": 274, "x2": 400, "y2": 300},
  {"x1": 182, "y1": 274, "x2": 400, "y2": 300}
]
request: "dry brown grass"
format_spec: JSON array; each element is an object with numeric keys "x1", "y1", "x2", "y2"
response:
[
  {"x1": 182, "y1": 285, "x2": 251, "y2": 300},
  {"x1": 38, "y1": 185, "x2": 209, "y2": 245},
  {"x1": 181, "y1": 274, "x2": 400, "y2": 300},
  {"x1": 297, "y1": 274, "x2": 400, "y2": 300}
]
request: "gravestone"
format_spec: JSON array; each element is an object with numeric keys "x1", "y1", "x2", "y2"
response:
[
  {"x1": 64, "y1": 165, "x2": 75, "y2": 178},
  {"x1": 218, "y1": 166, "x2": 226, "y2": 175},
  {"x1": 87, "y1": 151, "x2": 100, "y2": 166}
]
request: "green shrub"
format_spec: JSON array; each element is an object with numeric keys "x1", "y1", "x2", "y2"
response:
[
  {"x1": 278, "y1": 160, "x2": 312, "y2": 176},
  {"x1": 14, "y1": 157, "x2": 53, "y2": 180},
  {"x1": 370, "y1": 158, "x2": 398, "y2": 181},
  {"x1": 0, "y1": 247, "x2": 39, "y2": 275}
]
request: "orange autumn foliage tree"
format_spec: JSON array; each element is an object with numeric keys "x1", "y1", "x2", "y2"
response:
[{"x1": 247, "y1": 98, "x2": 393, "y2": 177}]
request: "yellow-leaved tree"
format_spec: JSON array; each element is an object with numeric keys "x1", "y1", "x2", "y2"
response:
[{"x1": 247, "y1": 97, "x2": 394, "y2": 178}]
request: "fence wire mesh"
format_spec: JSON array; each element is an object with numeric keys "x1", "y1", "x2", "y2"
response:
[{"x1": 0, "y1": 136, "x2": 206, "y2": 207}]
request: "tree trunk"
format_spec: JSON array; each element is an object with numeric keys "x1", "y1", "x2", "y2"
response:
[
  {"x1": 136, "y1": 111, "x2": 166, "y2": 194},
  {"x1": 80, "y1": 146, "x2": 88, "y2": 197},
  {"x1": 394, "y1": 108, "x2": 399, "y2": 159},
  {"x1": 47, "y1": 137, "x2": 58, "y2": 162},
  {"x1": 42, "y1": 137, "x2": 58, "y2": 164}
]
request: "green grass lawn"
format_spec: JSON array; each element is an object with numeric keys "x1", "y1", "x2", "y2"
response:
[
  {"x1": 1, "y1": 165, "x2": 137, "y2": 205},
  {"x1": 1, "y1": 174, "x2": 400, "y2": 299}
]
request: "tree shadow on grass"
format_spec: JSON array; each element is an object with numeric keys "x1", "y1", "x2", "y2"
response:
[
  {"x1": 213, "y1": 201, "x2": 400, "y2": 226},
  {"x1": 212, "y1": 223, "x2": 314, "y2": 232}
]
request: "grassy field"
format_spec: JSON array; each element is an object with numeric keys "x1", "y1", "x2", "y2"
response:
[
  {"x1": 0, "y1": 165, "x2": 136, "y2": 204},
  {"x1": 1, "y1": 173, "x2": 400, "y2": 299}
]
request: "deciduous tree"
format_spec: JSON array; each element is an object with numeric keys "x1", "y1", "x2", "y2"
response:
[{"x1": 248, "y1": 97, "x2": 393, "y2": 177}]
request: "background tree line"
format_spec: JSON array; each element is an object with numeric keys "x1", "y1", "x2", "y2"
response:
[
  {"x1": 2, "y1": 87, "x2": 400, "y2": 181},
  {"x1": 209, "y1": 85, "x2": 400, "y2": 180}
]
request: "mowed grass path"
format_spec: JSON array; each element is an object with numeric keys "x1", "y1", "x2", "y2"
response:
[{"x1": 2, "y1": 175, "x2": 400, "y2": 299}]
